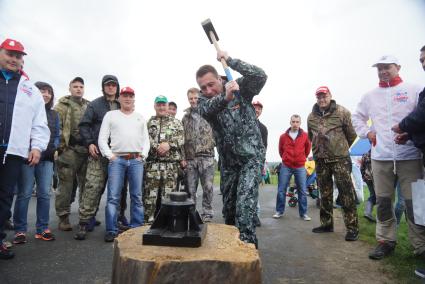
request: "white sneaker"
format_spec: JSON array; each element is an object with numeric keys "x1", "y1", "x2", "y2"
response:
[
  {"x1": 302, "y1": 215, "x2": 311, "y2": 221},
  {"x1": 272, "y1": 212, "x2": 283, "y2": 219}
]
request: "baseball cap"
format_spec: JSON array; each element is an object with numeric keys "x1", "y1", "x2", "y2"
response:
[
  {"x1": 252, "y1": 101, "x2": 263, "y2": 108},
  {"x1": 0, "y1": 38, "x2": 27, "y2": 55},
  {"x1": 315, "y1": 86, "x2": 330, "y2": 97},
  {"x1": 120, "y1": 86, "x2": 135, "y2": 95},
  {"x1": 372, "y1": 55, "x2": 400, "y2": 67},
  {"x1": 154, "y1": 95, "x2": 168, "y2": 104},
  {"x1": 70, "y1": 77, "x2": 84, "y2": 85}
]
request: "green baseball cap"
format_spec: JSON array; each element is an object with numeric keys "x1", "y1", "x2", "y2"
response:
[{"x1": 154, "y1": 95, "x2": 168, "y2": 104}]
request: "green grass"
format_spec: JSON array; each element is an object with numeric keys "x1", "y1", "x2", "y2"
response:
[
  {"x1": 357, "y1": 188, "x2": 423, "y2": 283},
  {"x1": 214, "y1": 172, "x2": 422, "y2": 281}
]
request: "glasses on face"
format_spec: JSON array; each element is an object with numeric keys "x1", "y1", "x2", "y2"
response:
[
  {"x1": 105, "y1": 82, "x2": 117, "y2": 87},
  {"x1": 5, "y1": 51, "x2": 23, "y2": 60}
]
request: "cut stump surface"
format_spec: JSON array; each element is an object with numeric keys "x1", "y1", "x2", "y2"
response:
[{"x1": 112, "y1": 223, "x2": 261, "y2": 284}]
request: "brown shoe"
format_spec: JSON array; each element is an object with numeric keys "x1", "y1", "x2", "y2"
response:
[{"x1": 58, "y1": 215, "x2": 72, "y2": 231}]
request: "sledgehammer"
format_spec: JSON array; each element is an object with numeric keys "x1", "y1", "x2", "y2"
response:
[{"x1": 201, "y1": 18, "x2": 235, "y2": 82}]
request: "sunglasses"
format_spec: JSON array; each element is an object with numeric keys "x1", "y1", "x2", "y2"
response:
[{"x1": 120, "y1": 93, "x2": 134, "y2": 98}]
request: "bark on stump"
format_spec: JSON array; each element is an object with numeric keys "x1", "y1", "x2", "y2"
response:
[{"x1": 112, "y1": 223, "x2": 261, "y2": 284}]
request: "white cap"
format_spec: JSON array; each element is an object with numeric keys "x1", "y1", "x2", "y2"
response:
[{"x1": 372, "y1": 55, "x2": 400, "y2": 67}]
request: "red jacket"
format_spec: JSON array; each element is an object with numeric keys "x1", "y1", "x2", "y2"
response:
[{"x1": 279, "y1": 128, "x2": 311, "y2": 168}]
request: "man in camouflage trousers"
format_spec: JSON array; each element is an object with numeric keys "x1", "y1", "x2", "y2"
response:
[
  {"x1": 74, "y1": 75, "x2": 120, "y2": 240},
  {"x1": 307, "y1": 86, "x2": 359, "y2": 241},
  {"x1": 196, "y1": 51, "x2": 267, "y2": 247},
  {"x1": 182, "y1": 87, "x2": 215, "y2": 222},
  {"x1": 54, "y1": 77, "x2": 90, "y2": 231},
  {"x1": 144, "y1": 95, "x2": 184, "y2": 224}
]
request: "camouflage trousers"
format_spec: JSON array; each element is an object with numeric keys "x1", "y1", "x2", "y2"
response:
[
  {"x1": 55, "y1": 148, "x2": 88, "y2": 217},
  {"x1": 78, "y1": 156, "x2": 129, "y2": 224},
  {"x1": 316, "y1": 158, "x2": 358, "y2": 233},
  {"x1": 187, "y1": 156, "x2": 214, "y2": 217},
  {"x1": 221, "y1": 155, "x2": 261, "y2": 246},
  {"x1": 78, "y1": 156, "x2": 108, "y2": 223},
  {"x1": 143, "y1": 161, "x2": 178, "y2": 223}
]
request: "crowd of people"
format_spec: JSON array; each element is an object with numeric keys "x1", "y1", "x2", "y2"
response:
[{"x1": 1, "y1": 36, "x2": 425, "y2": 279}]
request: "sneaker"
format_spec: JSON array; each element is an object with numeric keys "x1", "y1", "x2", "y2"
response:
[
  {"x1": 0, "y1": 242, "x2": 14, "y2": 260},
  {"x1": 415, "y1": 268, "x2": 425, "y2": 279},
  {"x1": 368, "y1": 241, "x2": 395, "y2": 260},
  {"x1": 74, "y1": 224, "x2": 88, "y2": 240},
  {"x1": 3, "y1": 241, "x2": 12, "y2": 249},
  {"x1": 302, "y1": 215, "x2": 311, "y2": 221},
  {"x1": 312, "y1": 225, "x2": 334, "y2": 233},
  {"x1": 104, "y1": 232, "x2": 117, "y2": 242},
  {"x1": 13, "y1": 232, "x2": 27, "y2": 244},
  {"x1": 35, "y1": 229, "x2": 55, "y2": 241},
  {"x1": 345, "y1": 231, "x2": 358, "y2": 241},
  {"x1": 272, "y1": 212, "x2": 284, "y2": 219}
]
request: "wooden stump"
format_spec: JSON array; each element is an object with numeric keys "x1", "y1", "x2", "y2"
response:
[{"x1": 112, "y1": 224, "x2": 261, "y2": 284}]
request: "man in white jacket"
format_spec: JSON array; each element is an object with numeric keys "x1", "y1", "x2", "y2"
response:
[
  {"x1": 352, "y1": 55, "x2": 425, "y2": 260},
  {"x1": 0, "y1": 38, "x2": 49, "y2": 259},
  {"x1": 98, "y1": 86, "x2": 150, "y2": 242}
]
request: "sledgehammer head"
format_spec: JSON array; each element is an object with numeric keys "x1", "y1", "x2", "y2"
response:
[{"x1": 201, "y1": 18, "x2": 219, "y2": 44}]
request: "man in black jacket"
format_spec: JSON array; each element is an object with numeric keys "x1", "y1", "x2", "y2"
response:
[
  {"x1": 392, "y1": 45, "x2": 425, "y2": 279},
  {"x1": 75, "y1": 75, "x2": 122, "y2": 240},
  {"x1": 392, "y1": 46, "x2": 425, "y2": 165}
]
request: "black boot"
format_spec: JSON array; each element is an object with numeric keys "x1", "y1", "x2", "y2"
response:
[
  {"x1": 312, "y1": 225, "x2": 334, "y2": 233},
  {"x1": 369, "y1": 241, "x2": 395, "y2": 260},
  {"x1": 74, "y1": 223, "x2": 88, "y2": 240}
]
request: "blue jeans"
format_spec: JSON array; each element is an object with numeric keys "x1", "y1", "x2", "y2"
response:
[
  {"x1": 105, "y1": 157, "x2": 144, "y2": 235},
  {"x1": 275, "y1": 164, "x2": 308, "y2": 217},
  {"x1": 14, "y1": 161, "x2": 54, "y2": 234}
]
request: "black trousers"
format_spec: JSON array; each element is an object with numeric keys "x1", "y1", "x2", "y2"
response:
[{"x1": 0, "y1": 148, "x2": 24, "y2": 241}]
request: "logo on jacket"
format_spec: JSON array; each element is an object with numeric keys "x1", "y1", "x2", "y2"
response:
[
  {"x1": 393, "y1": 91, "x2": 408, "y2": 103},
  {"x1": 20, "y1": 84, "x2": 32, "y2": 96}
]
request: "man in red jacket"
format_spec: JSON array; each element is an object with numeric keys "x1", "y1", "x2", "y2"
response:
[{"x1": 273, "y1": 114, "x2": 312, "y2": 220}]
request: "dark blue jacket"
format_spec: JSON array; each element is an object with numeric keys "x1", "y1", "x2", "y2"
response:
[
  {"x1": 0, "y1": 71, "x2": 20, "y2": 146},
  {"x1": 399, "y1": 87, "x2": 425, "y2": 150}
]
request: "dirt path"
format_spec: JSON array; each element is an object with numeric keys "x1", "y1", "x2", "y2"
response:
[{"x1": 256, "y1": 185, "x2": 395, "y2": 284}]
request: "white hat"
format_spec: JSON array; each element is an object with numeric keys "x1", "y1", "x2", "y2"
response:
[{"x1": 372, "y1": 55, "x2": 400, "y2": 67}]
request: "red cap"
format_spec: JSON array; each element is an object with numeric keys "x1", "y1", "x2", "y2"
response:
[
  {"x1": 0, "y1": 38, "x2": 27, "y2": 55},
  {"x1": 315, "y1": 86, "x2": 330, "y2": 97},
  {"x1": 252, "y1": 100, "x2": 263, "y2": 108},
  {"x1": 120, "y1": 86, "x2": 135, "y2": 95}
]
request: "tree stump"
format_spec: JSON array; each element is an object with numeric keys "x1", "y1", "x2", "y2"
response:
[{"x1": 112, "y1": 224, "x2": 261, "y2": 284}]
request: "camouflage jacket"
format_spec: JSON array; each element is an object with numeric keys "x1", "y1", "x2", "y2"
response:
[
  {"x1": 307, "y1": 100, "x2": 356, "y2": 161},
  {"x1": 54, "y1": 95, "x2": 90, "y2": 153},
  {"x1": 146, "y1": 115, "x2": 184, "y2": 163},
  {"x1": 197, "y1": 57, "x2": 267, "y2": 162},
  {"x1": 182, "y1": 107, "x2": 215, "y2": 160}
]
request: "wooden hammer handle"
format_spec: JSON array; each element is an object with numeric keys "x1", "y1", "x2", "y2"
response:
[{"x1": 209, "y1": 31, "x2": 229, "y2": 69}]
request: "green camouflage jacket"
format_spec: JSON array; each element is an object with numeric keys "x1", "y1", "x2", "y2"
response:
[
  {"x1": 307, "y1": 100, "x2": 357, "y2": 161},
  {"x1": 54, "y1": 95, "x2": 90, "y2": 153},
  {"x1": 197, "y1": 57, "x2": 267, "y2": 161},
  {"x1": 146, "y1": 115, "x2": 184, "y2": 163},
  {"x1": 182, "y1": 107, "x2": 215, "y2": 160}
]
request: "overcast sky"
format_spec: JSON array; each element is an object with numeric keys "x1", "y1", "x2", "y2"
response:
[{"x1": 1, "y1": 0, "x2": 425, "y2": 162}]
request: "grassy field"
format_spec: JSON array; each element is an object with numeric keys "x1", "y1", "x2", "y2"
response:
[
  {"x1": 214, "y1": 171, "x2": 422, "y2": 281},
  {"x1": 358, "y1": 189, "x2": 423, "y2": 282}
]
